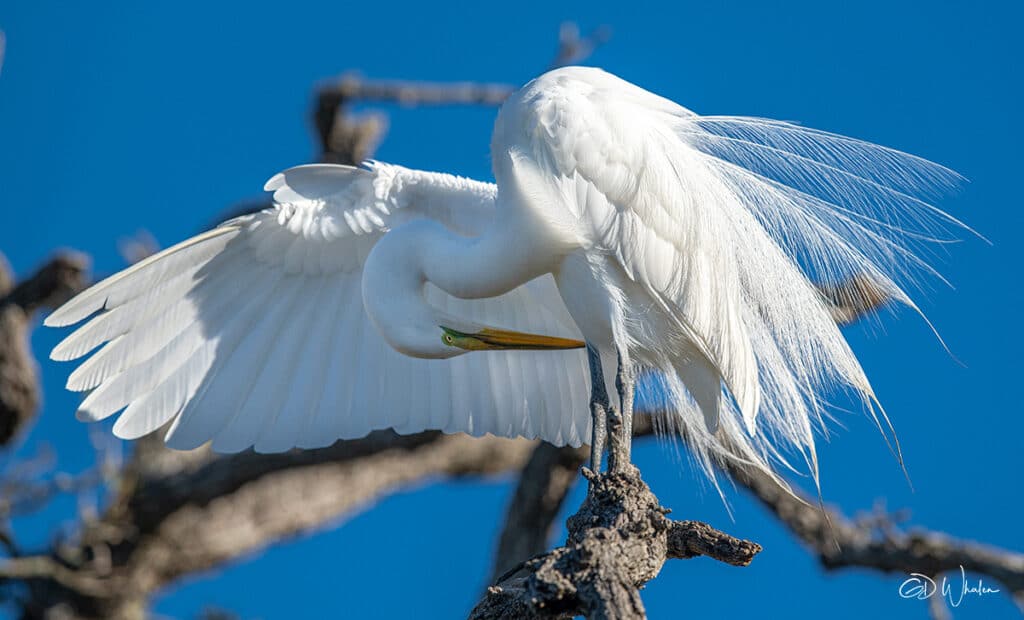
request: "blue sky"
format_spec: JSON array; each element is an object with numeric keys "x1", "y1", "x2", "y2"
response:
[{"x1": 1, "y1": 1, "x2": 1021, "y2": 618}]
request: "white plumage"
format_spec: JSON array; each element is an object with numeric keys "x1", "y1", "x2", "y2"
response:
[
  {"x1": 48, "y1": 162, "x2": 591, "y2": 452},
  {"x1": 48, "y1": 67, "x2": 965, "y2": 484}
]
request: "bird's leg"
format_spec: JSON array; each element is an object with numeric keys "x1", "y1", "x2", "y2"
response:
[
  {"x1": 586, "y1": 344, "x2": 609, "y2": 475},
  {"x1": 609, "y1": 347, "x2": 636, "y2": 472}
]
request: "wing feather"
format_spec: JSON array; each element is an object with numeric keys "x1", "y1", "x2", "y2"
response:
[
  {"x1": 292, "y1": 279, "x2": 348, "y2": 447},
  {"x1": 254, "y1": 277, "x2": 334, "y2": 452},
  {"x1": 44, "y1": 228, "x2": 239, "y2": 327},
  {"x1": 296, "y1": 276, "x2": 362, "y2": 449},
  {"x1": 51, "y1": 162, "x2": 589, "y2": 452},
  {"x1": 67, "y1": 247, "x2": 258, "y2": 392},
  {"x1": 52, "y1": 263, "x2": 200, "y2": 361},
  {"x1": 162, "y1": 268, "x2": 288, "y2": 449},
  {"x1": 209, "y1": 276, "x2": 309, "y2": 452}
]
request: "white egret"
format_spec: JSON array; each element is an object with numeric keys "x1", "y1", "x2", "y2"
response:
[{"x1": 47, "y1": 67, "x2": 966, "y2": 482}]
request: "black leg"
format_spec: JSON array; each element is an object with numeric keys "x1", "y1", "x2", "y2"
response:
[
  {"x1": 611, "y1": 348, "x2": 635, "y2": 471},
  {"x1": 586, "y1": 344, "x2": 609, "y2": 474}
]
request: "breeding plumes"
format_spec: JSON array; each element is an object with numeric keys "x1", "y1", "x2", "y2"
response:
[{"x1": 46, "y1": 67, "x2": 967, "y2": 485}]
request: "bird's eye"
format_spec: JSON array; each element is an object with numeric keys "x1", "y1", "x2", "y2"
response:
[{"x1": 444, "y1": 334, "x2": 454, "y2": 344}]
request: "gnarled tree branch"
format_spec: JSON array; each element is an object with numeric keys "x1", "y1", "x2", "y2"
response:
[
  {"x1": 472, "y1": 466, "x2": 760, "y2": 620},
  {"x1": 3, "y1": 432, "x2": 537, "y2": 619},
  {"x1": 732, "y1": 462, "x2": 1024, "y2": 608},
  {"x1": 0, "y1": 252, "x2": 88, "y2": 445}
]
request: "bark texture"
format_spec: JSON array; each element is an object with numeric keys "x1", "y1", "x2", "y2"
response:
[{"x1": 471, "y1": 467, "x2": 759, "y2": 620}]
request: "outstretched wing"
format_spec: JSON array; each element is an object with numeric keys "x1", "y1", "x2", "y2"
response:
[
  {"x1": 47, "y1": 162, "x2": 591, "y2": 452},
  {"x1": 504, "y1": 67, "x2": 965, "y2": 477}
]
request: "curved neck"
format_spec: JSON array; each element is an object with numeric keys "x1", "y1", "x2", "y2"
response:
[{"x1": 362, "y1": 213, "x2": 558, "y2": 358}]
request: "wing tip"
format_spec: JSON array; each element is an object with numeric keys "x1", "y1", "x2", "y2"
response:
[
  {"x1": 111, "y1": 415, "x2": 141, "y2": 440},
  {"x1": 44, "y1": 302, "x2": 94, "y2": 328},
  {"x1": 50, "y1": 346, "x2": 77, "y2": 362},
  {"x1": 75, "y1": 406, "x2": 105, "y2": 423},
  {"x1": 51, "y1": 331, "x2": 100, "y2": 362},
  {"x1": 66, "y1": 366, "x2": 102, "y2": 392},
  {"x1": 263, "y1": 172, "x2": 286, "y2": 192},
  {"x1": 43, "y1": 313, "x2": 64, "y2": 328}
]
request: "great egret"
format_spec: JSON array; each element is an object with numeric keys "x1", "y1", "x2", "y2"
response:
[{"x1": 47, "y1": 67, "x2": 966, "y2": 482}]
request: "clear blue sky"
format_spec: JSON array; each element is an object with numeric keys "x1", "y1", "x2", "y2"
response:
[{"x1": 1, "y1": 1, "x2": 1021, "y2": 618}]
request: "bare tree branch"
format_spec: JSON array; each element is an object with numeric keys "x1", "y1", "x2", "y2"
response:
[
  {"x1": 733, "y1": 462, "x2": 1024, "y2": 608},
  {"x1": 311, "y1": 21, "x2": 608, "y2": 165},
  {"x1": 1, "y1": 253, "x2": 89, "y2": 316},
  {"x1": 472, "y1": 466, "x2": 760, "y2": 620},
  {"x1": 2, "y1": 432, "x2": 537, "y2": 619},
  {"x1": 311, "y1": 74, "x2": 517, "y2": 165},
  {"x1": 473, "y1": 363, "x2": 762, "y2": 619},
  {"x1": 488, "y1": 419, "x2": 1024, "y2": 617},
  {"x1": 491, "y1": 442, "x2": 588, "y2": 581},
  {"x1": 322, "y1": 75, "x2": 516, "y2": 109},
  {"x1": 0, "y1": 445, "x2": 114, "y2": 521},
  {"x1": 549, "y1": 23, "x2": 613, "y2": 69},
  {"x1": 666, "y1": 520, "x2": 762, "y2": 566},
  {"x1": 819, "y1": 273, "x2": 891, "y2": 324},
  {"x1": 928, "y1": 578, "x2": 953, "y2": 620},
  {"x1": 0, "y1": 252, "x2": 88, "y2": 446}
]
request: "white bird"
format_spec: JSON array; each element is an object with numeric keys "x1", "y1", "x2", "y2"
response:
[{"x1": 46, "y1": 67, "x2": 966, "y2": 483}]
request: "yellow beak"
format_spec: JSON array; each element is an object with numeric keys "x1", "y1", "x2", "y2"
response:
[
  {"x1": 475, "y1": 327, "x2": 586, "y2": 350},
  {"x1": 441, "y1": 326, "x2": 585, "y2": 351}
]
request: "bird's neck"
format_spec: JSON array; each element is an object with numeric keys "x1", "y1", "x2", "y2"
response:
[
  {"x1": 361, "y1": 212, "x2": 560, "y2": 359},
  {"x1": 425, "y1": 213, "x2": 554, "y2": 298}
]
